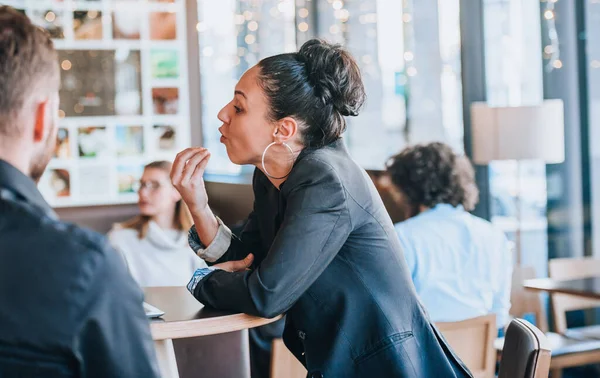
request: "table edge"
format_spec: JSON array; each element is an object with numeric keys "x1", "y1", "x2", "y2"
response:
[
  {"x1": 524, "y1": 280, "x2": 600, "y2": 300},
  {"x1": 150, "y1": 313, "x2": 282, "y2": 340}
]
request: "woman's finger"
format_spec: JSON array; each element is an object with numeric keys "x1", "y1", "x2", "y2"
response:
[
  {"x1": 171, "y1": 147, "x2": 206, "y2": 184},
  {"x1": 181, "y1": 149, "x2": 210, "y2": 184},
  {"x1": 190, "y1": 151, "x2": 211, "y2": 183},
  {"x1": 241, "y1": 253, "x2": 254, "y2": 269}
]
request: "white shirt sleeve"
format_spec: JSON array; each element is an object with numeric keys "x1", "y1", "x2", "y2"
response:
[
  {"x1": 188, "y1": 216, "x2": 233, "y2": 263},
  {"x1": 395, "y1": 224, "x2": 417, "y2": 282},
  {"x1": 492, "y1": 234, "x2": 513, "y2": 329}
]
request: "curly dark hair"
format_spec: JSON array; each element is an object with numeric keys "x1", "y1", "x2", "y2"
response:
[{"x1": 385, "y1": 142, "x2": 479, "y2": 212}]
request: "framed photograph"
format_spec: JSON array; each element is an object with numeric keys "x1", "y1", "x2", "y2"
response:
[
  {"x1": 118, "y1": 165, "x2": 144, "y2": 194},
  {"x1": 116, "y1": 125, "x2": 144, "y2": 156},
  {"x1": 59, "y1": 50, "x2": 142, "y2": 117},
  {"x1": 113, "y1": 11, "x2": 141, "y2": 40},
  {"x1": 73, "y1": 11, "x2": 103, "y2": 40},
  {"x1": 54, "y1": 128, "x2": 70, "y2": 159},
  {"x1": 150, "y1": 12, "x2": 177, "y2": 40},
  {"x1": 78, "y1": 126, "x2": 109, "y2": 158},
  {"x1": 153, "y1": 125, "x2": 177, "y2": 151},
  {"x1": 29, "y1": 9, "x2": 65, "y2": 39},
  {"x1": 151, "y1": 50, "x2": 179, "y2": 79},
  {"x1": 152, "y1": 88, "x2": 179, "y2": 114},
  {"x1": 79, "y1": 166, "x2": 111, "y2": 197},
  {"x1": 43, "y1": 169, "x2": 71, "y2": 198}
]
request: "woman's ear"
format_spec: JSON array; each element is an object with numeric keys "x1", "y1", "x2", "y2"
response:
[{"x1": 273, "y1": 117, "x2": 298, "y2": 143}]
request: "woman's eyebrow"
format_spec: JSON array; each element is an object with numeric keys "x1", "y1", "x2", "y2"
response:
[{"x1": 234, "y1": 90, "x2": 247, "y2": 99}]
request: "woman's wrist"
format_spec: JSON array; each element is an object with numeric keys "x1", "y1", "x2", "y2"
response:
[{"x1": 190, "y1": 205, "x2": 219, "y2": 246}]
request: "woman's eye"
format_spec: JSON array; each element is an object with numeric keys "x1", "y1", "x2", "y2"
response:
[{"x1": 234, "y1": 105, "x2": 242, "y2": 114}]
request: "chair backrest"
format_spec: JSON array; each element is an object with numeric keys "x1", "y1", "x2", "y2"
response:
[
  {"x1": 270, "y1": 338, "x2": 306, "y2": 378},
  {"x1": 436, "y1": 314, "x2": 497, "y2": 378},
  {"x1": 548, "y1": 257, "x2": 600, "y2": 334},
  {"x1": 510, "y1": 266, "x2": 548, "y2": 332},
  {"x1": 498, "y1": 319, "x2": 552, "y2": 378}
]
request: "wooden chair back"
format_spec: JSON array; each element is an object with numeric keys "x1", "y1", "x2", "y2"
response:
[
  {"x1": 548, "y1": 257, "x2": 600, "y2": 334},
  {"x1": 436, "y1": 314, "x2": 497, "y2": 378},
  {"x1": 270, "y1": 338, "x2": 306, "y2": 378},
  {"x1": 510, "y1": 266, "x2": 548, "y2": 332}
]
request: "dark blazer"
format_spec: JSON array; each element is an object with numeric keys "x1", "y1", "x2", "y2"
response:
[
  {"x1": 191, "y1": 140, "x2": 473, "y2": 378},
  {"x1": 0, "y1": 159, "x2": 159, "y2": 377}
]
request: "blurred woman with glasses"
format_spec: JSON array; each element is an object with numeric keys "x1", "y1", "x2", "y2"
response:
[{"x1": 108, "y1": 161, "x2": 208, "y2": 287}]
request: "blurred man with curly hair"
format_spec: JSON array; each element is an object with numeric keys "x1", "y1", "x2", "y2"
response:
[{"x1": 385, "y1": 142, "x2": 512, "y2": 331}]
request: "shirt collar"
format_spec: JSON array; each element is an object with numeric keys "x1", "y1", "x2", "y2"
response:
[
  {"x1": 430, "y1": 203, "x2": 465, "y2": 213},
  {"x1": 0, "y1": 159, "x2": 57, "y2": 219}
]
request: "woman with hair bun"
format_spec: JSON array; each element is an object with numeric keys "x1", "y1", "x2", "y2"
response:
[{"x1": 171, "y1": 39, "x2": 472, "y2": 377}]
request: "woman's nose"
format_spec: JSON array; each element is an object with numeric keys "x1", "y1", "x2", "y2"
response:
[
  {"x1": 217, "y1": 104, "x2": 230, "y2": 124},
  {"x1": 138, "y1": 187, "x2": 150, "y2": 199}
]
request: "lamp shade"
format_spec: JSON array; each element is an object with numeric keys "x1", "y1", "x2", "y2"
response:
[{"x1": 470, "y1": 99, "x2": 565, "y2": 164}]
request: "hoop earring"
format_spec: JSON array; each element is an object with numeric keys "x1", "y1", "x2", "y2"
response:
[{"x1": 261, "y1": 142, "x2": 295, "y2": 179}]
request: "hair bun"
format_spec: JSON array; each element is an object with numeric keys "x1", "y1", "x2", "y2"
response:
[{"x1": 297, "y1": 39, "x2": 365, "y2": 117}]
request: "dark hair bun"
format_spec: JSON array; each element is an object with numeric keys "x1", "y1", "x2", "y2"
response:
[
  {"x1": 298, "y1": 39, "x2": 365, "y2": 117},
  {"x1": 257, "y1": 39, "x2": 366, "y2": 148}
]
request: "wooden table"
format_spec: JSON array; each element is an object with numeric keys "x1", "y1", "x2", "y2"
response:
[
  {"x1": 144, "y1": 287, "x2": 281, "y2": 378},
  {"x1": 524, "y1": 277, "x2": 600, "y2": 300}
]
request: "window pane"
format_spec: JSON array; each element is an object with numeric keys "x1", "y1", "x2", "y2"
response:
[
  {"x1": 587, "y1": 0, "x2": 600, "y2": 257},
  {"x1": 198, "y1": 0, "x2": 463, "y2": 174},
  {"x1": 198, "y1": 0, "x2": 296, "y2": 176},
  {"x1": 483, "y1": 0, "x2": 547, "y2": 270}
]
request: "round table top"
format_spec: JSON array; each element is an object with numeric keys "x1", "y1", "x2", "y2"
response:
[{"x1": 144, "y1": 287, "x2": 282, "y2": 341}]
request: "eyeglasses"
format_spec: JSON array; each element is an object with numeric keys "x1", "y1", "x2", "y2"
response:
[{"x1": 132, "y1": 180, "x2": 169, "y2": 192}]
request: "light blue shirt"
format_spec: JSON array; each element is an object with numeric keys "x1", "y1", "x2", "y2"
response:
[{"x1": 395, "y1": 204, "x2": 512, "y2": 329}]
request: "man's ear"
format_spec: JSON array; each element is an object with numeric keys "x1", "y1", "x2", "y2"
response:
[
  {"x1": 273, "y1": 117, "x2": 298, "y2": 143},
  {"x1": 33, "y1": 100, "x2": 50, "y2": 143}
]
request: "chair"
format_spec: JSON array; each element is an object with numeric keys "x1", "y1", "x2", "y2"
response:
[
  {"x1": 436, "y1": 314, "x2": 497, "y2": 378},
  {"x1": 270, "y1": 338, "x2": 306, "y2": 378},
  {"x1": 509, "y1": 266, "x2": 548, "y2": 332},
  {"x1": 548, "y1": 257, "x2": 600, "y2": 338},
  {"x1": 497, "y1": 318, "x2": 552, "y2": 378},
  {"x1": 499, "y1": 265, "x2": 600, "y2": 378}
]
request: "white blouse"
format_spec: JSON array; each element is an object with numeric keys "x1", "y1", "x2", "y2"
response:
[{"x1": 108, "y1": 221, "x2": 208, "y2": 287}]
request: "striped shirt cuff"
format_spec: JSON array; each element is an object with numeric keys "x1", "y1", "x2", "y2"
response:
[
  {"x1": 187, "y1": 267, "x2": 219, "y2": 294},
  {"x1": 188, "y1": 216, "x2": 232, "y2": 262}
]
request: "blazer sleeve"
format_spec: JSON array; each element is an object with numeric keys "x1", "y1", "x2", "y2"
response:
[
  {"x1": 191, "y1": 158, "x2": 352, "y2": 318},
  {"x1": 213, "y1": 208, "x2": 265, "y2": 265},
  {"x1": 189, "y1": 169, "x2": 268, "y2": 266}
]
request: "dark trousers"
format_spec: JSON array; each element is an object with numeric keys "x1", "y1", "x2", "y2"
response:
[{"x1": 249, "y1": 317, "x2": 286, "y2": 378}]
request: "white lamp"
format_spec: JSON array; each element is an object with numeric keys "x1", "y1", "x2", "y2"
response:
[{"x1": 470, "y1": 99, "x2": 565, "y2": 264}]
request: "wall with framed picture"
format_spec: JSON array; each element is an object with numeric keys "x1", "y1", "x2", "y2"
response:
[{"x1": 1, "y1": 0, "x2": 191, "y2": 207}]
